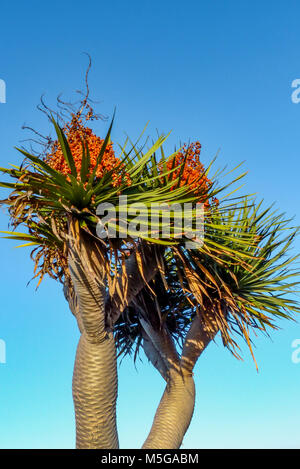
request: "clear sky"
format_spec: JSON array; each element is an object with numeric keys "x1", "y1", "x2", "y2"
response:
[{"x1": 0, "y1": 0, "x2": 299, "y2": 449}]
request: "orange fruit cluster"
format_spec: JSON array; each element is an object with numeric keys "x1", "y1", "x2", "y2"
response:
[
  {"x1": 46, "y1": 115, "x2": 131, "y2": 187},
  {"x1": 46, "y1": 115, "x2": 218, "y2": 206},
  {"x1": 163, "y1": 141, "x2": 219, "y2": 205}
]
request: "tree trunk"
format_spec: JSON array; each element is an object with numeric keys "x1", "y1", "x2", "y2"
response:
[
  {"x1": 140, "y1": 319, "x2": 196, "y2": 449},
  {"x1": 72, "y1": 332, "x2": 119, "y2": 449},
  {"x1": 68, "y1": 220, "x2": 119, "y2": 449},
  {"x1": 141, "y1": 314, "x2": 218, "y2": 449},
  {"x1": 142, "y1": 370, "x2": 195, "y2": 449}
]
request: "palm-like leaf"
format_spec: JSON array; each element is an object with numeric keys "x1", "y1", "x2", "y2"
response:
[
  {"x1": 0, "y1": 117, "x2": 299, "y2": 365},
  {"x1": 115, "y1": 201, "x2": 300, "y2": 368}
]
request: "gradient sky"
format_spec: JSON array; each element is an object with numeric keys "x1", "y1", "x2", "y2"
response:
[{"x1": 0, "y1": 0, "x2": 299, "y2": 449}]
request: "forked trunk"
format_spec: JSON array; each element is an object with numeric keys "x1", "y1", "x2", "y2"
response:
[
  {"x1": 67, "y1": 221, "x2": 216, "y2": 449},
  {"x1": 141, "y1": 315, "x2": 218, "y2": 449},
  {"x1": 140, "y1": 319, "x2": 196, "y2": 449}
]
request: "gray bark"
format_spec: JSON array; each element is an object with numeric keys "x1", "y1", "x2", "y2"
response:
[
  {"x1": 68, "y1": 221, "x2": 119, "y2": 449},
  {"x1": 72, "y1": 332, "x2": 119, "y2": 449},
  {"x1": 142, "y1": 371, "x2": 196, "y2": 449},
  {"x1": 106, "y1": 244, "x2": 161, "y2": 326},
  {"x1": 65, "y1": 223, "x2": 216, "y2": 450},
  {"x1": 141, "y1": 314, "x2": 218, "y2": 449}
]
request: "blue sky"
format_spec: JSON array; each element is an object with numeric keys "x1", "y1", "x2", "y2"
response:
[{"x1": 0, "y1": 0, "x2": 300, "y2": 449}]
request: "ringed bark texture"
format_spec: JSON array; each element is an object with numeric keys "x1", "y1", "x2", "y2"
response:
[
  {"x1": 142, "y1": 371, "x2": 196, "y2": 449},
  {"x1": 72, "y1": 332, "x2": 119, "y2": 449},
  {"x1": 68, "y1": 223, "x2": 119, "y2": 449},
  {"x1": 141, "y1": 315, "x2": 218, "y2": 449}
]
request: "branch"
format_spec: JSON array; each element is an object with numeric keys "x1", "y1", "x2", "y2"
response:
[
  {"x1": 141, "y1": 328, "x2": 169, "y2": 382},
  {"x1": 141, "y1": 311, "x2": 219, "y2": 449},
  {"x1": 105, "y1": 244, "x2": 162, "y2": 327},
  {"x1": 63, "y1": 278, "x2": 83, "y2": 333},
  {"x1": 139, "y1": 316, "x2": 180, "y2": 377},
  {"x1": 181, "y1": 313, "x2": 219, "y2": 375},
  {"x1": 68, "y1": 219, "x2": 107, "y2": 343}
]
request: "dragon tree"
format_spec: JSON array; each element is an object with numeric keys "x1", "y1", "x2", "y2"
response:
[{"x1": 0, "y1": 84, "x2": 299, "y2": 449}]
